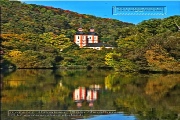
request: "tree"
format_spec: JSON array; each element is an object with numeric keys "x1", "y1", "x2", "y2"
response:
[{"x1": 105, "y1": 52, "x2": 138, "y2": 72}]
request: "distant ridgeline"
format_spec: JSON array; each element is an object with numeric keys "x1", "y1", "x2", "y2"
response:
[
  {"x1": 1, "y1": 0, "x2": 180, "y2": 72},
  {"x1": 1, "y1": 0, "x2": 131, "y2": 36}
]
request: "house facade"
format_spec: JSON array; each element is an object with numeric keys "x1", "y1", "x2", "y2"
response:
[
  {"x1": 74, "y1": 27, "x2": 114, "y2": 50},
  {"x1": 74, "y1": 27, "x2": 98, "y2": 48}
]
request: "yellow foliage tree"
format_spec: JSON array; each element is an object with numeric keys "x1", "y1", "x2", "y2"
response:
[{"x1": 145, "y1": 44, "x2": 180, "y2": 72}]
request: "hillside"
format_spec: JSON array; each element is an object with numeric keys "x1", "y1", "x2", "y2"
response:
[
  {"x1": 1, "y1": 0, "x2": 133, "y2": 41},
  {"x1": 0, "y1": 0, "x2": 132, "y2": 69},
  {"x1": 1, "y1": 0, "x2": 180, "y2": 72}
]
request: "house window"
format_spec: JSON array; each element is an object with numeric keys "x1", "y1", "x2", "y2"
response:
[{"x1": 94, "y1": 36, "x2": 97, "y2": 40}]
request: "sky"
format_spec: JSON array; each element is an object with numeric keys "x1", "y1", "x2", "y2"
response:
[{"x1": 20, "y1": 0, "x2": 180, "y2": 24}]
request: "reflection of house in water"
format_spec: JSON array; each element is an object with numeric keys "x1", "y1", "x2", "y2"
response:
[
  {"x1": 73, "y1": 87, "x2": 86, "y2": 107},
  {"x1": 86, "y1": 90, "x2": 97, "y2": 107},
  {"x1": 89, "y1": 84, "x2": 101, "y2": 90},
  {"x1": 73, "y1": 85, "x2": 100, "y2": 108}
]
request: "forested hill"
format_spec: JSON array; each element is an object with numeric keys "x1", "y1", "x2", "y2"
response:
[
  {"x1": 1, "y1": 0, "x2": 180, "y2": 72},
  {"x1": 1, "y1": 0, "x2": 132, "y2": 40}
]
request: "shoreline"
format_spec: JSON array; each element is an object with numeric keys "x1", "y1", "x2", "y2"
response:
[{"x1": 1, "y1": 66, "x2": 180, "y2": 74}]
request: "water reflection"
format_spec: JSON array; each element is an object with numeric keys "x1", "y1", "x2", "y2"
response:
[
  {"x1": 86, "y1": 90, "x2": 97, "y2": 107},
  {"x1": 73, "y1": 85, "x2": 100, "y2": 108},
  {"x1": 1, "y1": 69, "x2": 180, "y2": 120},
  {"x1": 89, "y1": 84, "x2": 101, "y2": 90},
  {"x1": 73, "y1": 87, "x2": 86, "y2": 108}
]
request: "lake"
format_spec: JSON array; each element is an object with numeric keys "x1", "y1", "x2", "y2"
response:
[{"x1": 1, "y1": 69, "x2": 180, "y2": 120}]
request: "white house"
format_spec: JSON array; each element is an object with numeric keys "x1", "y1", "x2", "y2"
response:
[{"x1": 74, "y1": 27, "x2": 114, "y2": 50}]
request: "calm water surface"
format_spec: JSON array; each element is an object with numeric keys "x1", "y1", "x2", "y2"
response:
[{"x1": 1, "y1": 69, "x2": 180, "y2": 120}]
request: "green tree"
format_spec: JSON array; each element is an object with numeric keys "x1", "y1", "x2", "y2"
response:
[{"x1": 105, "y1": 52, "x2": 138, "y2": 72}]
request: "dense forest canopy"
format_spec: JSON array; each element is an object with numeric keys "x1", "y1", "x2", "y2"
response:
[{"x1": 1, "y1": 0, "x2": 180, "y2": 72}]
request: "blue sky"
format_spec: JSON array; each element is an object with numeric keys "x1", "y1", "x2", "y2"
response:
[{"x1": 21, "y1": 0, "x2": 180, "y2": 24}]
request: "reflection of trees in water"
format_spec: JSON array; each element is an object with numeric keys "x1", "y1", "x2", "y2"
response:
[
  {"x1": 145, "y1": 74, "x2": 180, "y2": 101},
  {"x1": 1, "y1": 70, "x2": 109, "y2": 109},
  {"x1": 1, "y1": 70, "x2": 180, "y2": 119},
  {"x1": 2, "y1": 69, "x2": 55, "y2": 90},
  {"x1": 55, "y1": 69, "x2": 110, "y2": 89},
  {"x1": 105, "y1": 73, "x2": 180, "y2": 119},
  {"x1": 1, "y1": 69, "x2": 70, "y2": 111}
]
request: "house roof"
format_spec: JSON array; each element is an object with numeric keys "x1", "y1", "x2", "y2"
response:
[
  {"x1": 85, "y1": 43, "x2": 114, "y2": 47},
  {"x1": 76, "y1": 31, "x2": 84, "y2": 35},
  {"x1": 75, "y1": 32, "x2": 98, "y2": 35},
  {"x1": 87, "y1": 32, "x2": 98, "y2": 35}
]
